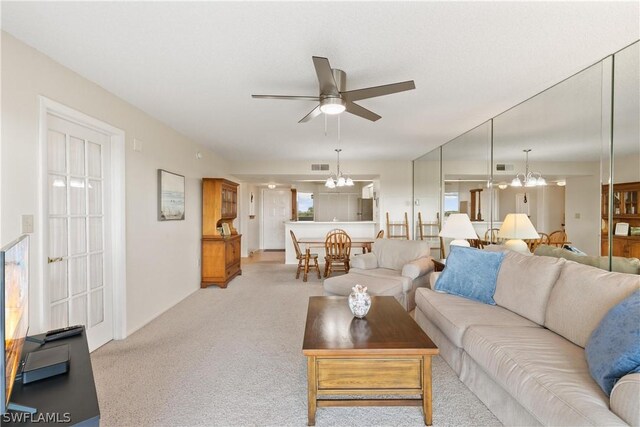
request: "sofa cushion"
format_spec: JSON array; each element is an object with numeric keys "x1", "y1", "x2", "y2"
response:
[
  {"x1": 349, "y1": 268, "x2": 412, "y2": 293},
  {"x1": 586, "y1": 290, "x2": 640, "y2": 395},
  {"x1": 610, "y1": 373, "x2": 640, "y2": 426},
  {"x1": 494, "y1": 251, "x2": 565, "y2": 325},
  {"x1": 414, "y1": 288, "x2": 539, "y2": 348},
  {"x1": 372, "y1": 239, "x2": 430, "y2": 270},
  {"x1": 323, "y1": 272, "x2": 403, "y2": 297},
  {"x1": 545, "y1": 261, "x2": 639, "y2": 348},
  {"x1": 463, "y1": 325, "x2": 627, "y2": 426},
  {"x1": 535, "y1": 244, "x2": 640, "y2": 274},
  {"x1": 434, "y1": 246, "x2": 504, "y2": 305}
]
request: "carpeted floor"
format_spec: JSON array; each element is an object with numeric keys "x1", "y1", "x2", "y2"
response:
[{"x1": 91, "y1": 262, "x2": 501, "y2": 426}]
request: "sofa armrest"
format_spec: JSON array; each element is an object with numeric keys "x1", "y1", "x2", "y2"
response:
[
  {"x1": 350, "y1": 252, "x2": 378, "y2": 270},
  {"x1": 401, "y1": 257, "x2": 434, "y2": 280},
  {"x1": 610, "y1": 373, "x2": 640, "y2": 426},
  {"x1": 428, "y1": 271, "x2": 441, "y2": 289}
]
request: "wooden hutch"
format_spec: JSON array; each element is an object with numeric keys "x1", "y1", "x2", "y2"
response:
[
  {"x1": 201, "y1": 178, "x2": 241, "y2": 288},
  {"x1": 601, "y1": 182, "x2": 640, "y2": 258}
]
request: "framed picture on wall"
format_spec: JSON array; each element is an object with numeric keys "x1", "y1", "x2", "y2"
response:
[{"x1": 158, "y1": 169, "x2": 185, "y2": 221}]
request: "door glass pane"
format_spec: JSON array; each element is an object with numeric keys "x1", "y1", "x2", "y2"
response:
[
  {"x1": 69, "y1": 218, "x2": 87, "y2": 255},
  {"x1": 90, "y1": 290, "x2": 104, "y2": 327},
  {"x1": 89, "y1": 218, "x2": 103, "y2": 251},
  {"x1": 69, "y1": 256, "x2": 87, "y2": 296},
  {"x1": 69, "y1": 178, "x2": 86, "y2": 215},
  {"x1": 88, "y1": 142, "x2": 101, "y2": 178},
  {"x1": 49, "y1": 260, "x2": 68, "y2": 303},
  {"x1": 50, "y1": 302, "x2": 69, "y2": 330},
  {"x1": 49, "y1": 218, "x2": 67, "y2": 257},
  {"x1": 69, "y1": 136, "x2": 85, "y2": 176},
  {"x1": 49, "y1": 175, "x2": 67, "y2": 215},
  {"x1": 89, "y1": 253, "x2": 103, "y2": 289},
  {"x1": 69, "y1": 295, "x2": 87, "y2": 326},
  {"x1": 48, "y1": 130, "x2": 66, "y2": 173},
  {"x1": 88, "y1": 180, "x2": 102, "y2": 215}
]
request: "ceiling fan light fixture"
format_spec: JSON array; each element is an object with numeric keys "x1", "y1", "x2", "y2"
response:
[
  {"x1": 498, "y1": 183, "x2": 508, "y2": 190},
  {"x1": 319, "y1": 97, "x2": 346, "y2": 115},
  {"x1": 557, "y1": 180, "x2": 566, "y2": 187}
]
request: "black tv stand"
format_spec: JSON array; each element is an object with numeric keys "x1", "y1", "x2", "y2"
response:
[{"x1": 4, "y1": 331, "x2": 100, "y2": 426}]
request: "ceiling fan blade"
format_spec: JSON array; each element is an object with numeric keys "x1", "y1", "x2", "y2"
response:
[
  {"x1": 345, "y1": 102, "x2": 381, "y2": 122},
  {"x1": 298, "y1": 105, "x2": 322, "y2": 123},
  {"x1": 251, "y1": 95, "x2": 320, "y2": 101},
  {"x1": 341, "y1": 80, "x2": 416, "y2": 102},
  {"x1": 312, "y1": 56, "x2": 339, "y2": 96}
]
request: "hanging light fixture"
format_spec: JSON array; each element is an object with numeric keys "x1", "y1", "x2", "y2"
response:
[
  {"x1": 325, "y1": 148, "x2": 354, "y2": 188},
  {"x1": 511, "y1": 149, "x2": 547, "y2": 188}
]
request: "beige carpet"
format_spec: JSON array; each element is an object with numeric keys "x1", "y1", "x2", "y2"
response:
[{"x1": 91, "y1": 262, "x2": 501, "y2": 426}]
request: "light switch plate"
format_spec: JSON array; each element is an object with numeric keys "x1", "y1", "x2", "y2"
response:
[
  {"x1": 133, "y1": 138, "x2": 143, "y2": 152},
  {"x1": 21, "y1": 214, "x2": 34, "y2": 234},
  {"x1": 574, "y1": 213, "x2": 581, "y2": 219}
]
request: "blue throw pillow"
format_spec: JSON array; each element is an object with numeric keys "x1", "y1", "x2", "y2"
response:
[
  {"x1": 434, "y1": 246, "x2": 505, "y2": 305},
  {"x1": 586, "y1": 290, "x2": 640, "y2": 396}
]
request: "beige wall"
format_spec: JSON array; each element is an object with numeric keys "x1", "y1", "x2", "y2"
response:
[{"x1": 1, "y1": 32, "x2": 234, "y2": 335}]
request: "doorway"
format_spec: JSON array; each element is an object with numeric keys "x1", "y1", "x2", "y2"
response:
[
  {"x1": 40, "y1": 98, "x2": 125, "y2": 351},
  {"x1": 262, "y1": 189, "x2": 291, "y2": 250}
]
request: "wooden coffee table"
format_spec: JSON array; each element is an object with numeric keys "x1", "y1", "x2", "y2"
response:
[{"x1": 302, "y1": 296, "x2": 439, "y2": 426}]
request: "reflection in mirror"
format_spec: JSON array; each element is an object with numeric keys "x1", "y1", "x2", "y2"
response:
[
  {"x1": 441, "y1": 121, "x2": 492, "y2": 255},
  {"x1": 610, "y1": 42, "x2": 640, "y2": 265},
  {"x1": 413, "y1": 147, "x2": 441, "y2": 258},
  {"x1": 492, "y1": 61, "x2": 606, "y2": 257}
]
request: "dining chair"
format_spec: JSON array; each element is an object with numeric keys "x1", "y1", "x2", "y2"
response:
[
  {"x1": 548, "y1": 230, "x2": 568, "y2": 247},
  {"x1": 386, "y1": 212, "x2": 410, "y2": 239},
  {"x1": 290, "y1": 230, "x2": 321, "y2": 282},
  {"x1": 484, "y1": 228, "x2": 501, "y2": 244},
  {"x1": 376, "y1": 229, "x2": 385, "y2": 239},
  {"x1": 324, "y1": 229, "x2": 351, "y2": 278}
]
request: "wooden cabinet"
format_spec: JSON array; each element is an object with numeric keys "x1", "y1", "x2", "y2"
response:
[
  {"x1": 601, "y1": 182, "x2": 640, "y2": 258},
  {"x1": 201, "y1": 178, "x2": 241, "y2": 288}
]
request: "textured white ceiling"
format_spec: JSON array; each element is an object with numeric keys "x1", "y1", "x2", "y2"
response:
[{"x1": 2, "y1": 1, "x2": 638, "y2": 161}]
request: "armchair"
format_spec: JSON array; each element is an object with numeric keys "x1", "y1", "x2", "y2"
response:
[{"x1": 323, "y1": 239, "x2": 434, "y2": 311}]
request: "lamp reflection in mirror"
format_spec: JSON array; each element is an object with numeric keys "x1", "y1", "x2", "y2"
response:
[
  {"x1": 439, "y1": 213, "x2": 478, "y2": 248},
  {"x1": 498, "y1": 213, "x2": 539, "y2": 254}
]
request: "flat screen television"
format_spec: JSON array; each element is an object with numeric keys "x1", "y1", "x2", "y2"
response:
[{"x1": 0, "y1": 235, "x2": 29, "y2": 415}]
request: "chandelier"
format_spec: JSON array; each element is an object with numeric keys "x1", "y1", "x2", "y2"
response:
[
  {"x1": 325, "y1": 148, "x2": 354, "y2": 188},
  {"x1": 511, "y1": 149, "x2": 547, "y2": 187}
]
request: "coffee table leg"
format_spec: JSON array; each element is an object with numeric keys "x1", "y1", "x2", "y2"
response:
[
  {"x1": 423, "y1": 355, "x2": 433, "y2": 426},
  {"x1": 307, "y1": 356, "x2": 317, "y2": 426}
]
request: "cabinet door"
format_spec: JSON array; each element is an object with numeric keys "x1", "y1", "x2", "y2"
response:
[
  {"x1": 612, "y1": 238, "x2": 627, "y2": 257},
  {"x1": 628, "y1": 240, "x2": 640, "y2": 258},
  {"x1": 225, "y1": 239, "x2": 239, "y2": 267}
]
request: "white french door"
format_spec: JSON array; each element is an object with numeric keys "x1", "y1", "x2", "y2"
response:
[
  {"x1": 262, "y1": 189, "x2": 290, "y2": 250},
  {"x1": 46, "y1": 114, "x2": 113, "y2": 350}
]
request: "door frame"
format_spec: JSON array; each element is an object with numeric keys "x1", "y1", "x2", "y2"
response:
[{"x1": 38, "y1": 96, "x2": 127, "y2": 341}]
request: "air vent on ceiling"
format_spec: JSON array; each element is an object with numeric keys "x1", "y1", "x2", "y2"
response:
[
  {"x1": 311, "y1": 163, "x2": 330, "y2": 171},
  {"x1": 495, "y1": 164, "x2": 514, "y2": 172}
]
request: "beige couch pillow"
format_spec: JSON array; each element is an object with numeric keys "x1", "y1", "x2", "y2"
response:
[
  {"x1": 545, "y1": 261, "x2": 640, "y2": 348},
  {"x1": 494, "y1": 251, "x2": 565, "y2": 325},
  {"x1": 373, "y1": 239, "x2": 430, "y2": 271}
]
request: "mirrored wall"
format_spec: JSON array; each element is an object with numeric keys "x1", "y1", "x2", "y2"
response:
[{"x1": 412, "y1": 41, "x2": 639, "y2": 270}]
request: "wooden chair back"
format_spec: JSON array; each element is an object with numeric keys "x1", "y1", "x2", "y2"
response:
[
  {"x1": 386, "y1": 212, "x2": 410, "y2": 240},
  {"x1": 484, "y1": 228, "x2": 501, "y2": 244},
  {"x1": 290, "y1": 230, "x2": 303, "y2": 259},
  {"x1": 376, "y1": 229, "x2": 384, "y2": 239},
  {"x1": 548, "y1": 230, "x2": 568, "y2": 247},
  {"x1": 538, "y1": 232, "x2": 550, "y2": 245},
  {"x1": 325, "y1": 230, "x2": 351, "y2": 261}
]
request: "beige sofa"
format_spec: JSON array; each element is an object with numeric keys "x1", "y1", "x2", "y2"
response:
[
  {"x1": 534, "y1": 244, "x2": 640, "y2": 274},
  {"x1": 415, "y1": 250, "x2": 640, "y2": 426},
  {"x1": 323, "y1": 239, "x2": 433, "y2": 311}
]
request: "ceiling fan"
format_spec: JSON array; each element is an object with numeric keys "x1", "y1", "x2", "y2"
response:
[{"x1": 252, "y1": 56, "x2": 416, "y2": 123}]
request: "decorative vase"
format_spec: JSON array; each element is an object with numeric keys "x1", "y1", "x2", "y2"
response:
[{"x1": 348, "y1": 284, "x2": 371, "y2": 318}]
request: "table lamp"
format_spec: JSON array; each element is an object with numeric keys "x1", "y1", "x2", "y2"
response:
[
  {"x1": 439, "y1": 213, "x2": 478, "y2": 247},
  {"x1": 498, "y1": 213, "x2": 539, "y2": 253}
]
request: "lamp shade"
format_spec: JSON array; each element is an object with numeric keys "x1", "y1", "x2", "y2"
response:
[
  {"x1": 439, "y1": 214, "x2": 478, "y2": 240},
  {"x1": 498, "y1": 214, "x2": 539, "y2": 239}
]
